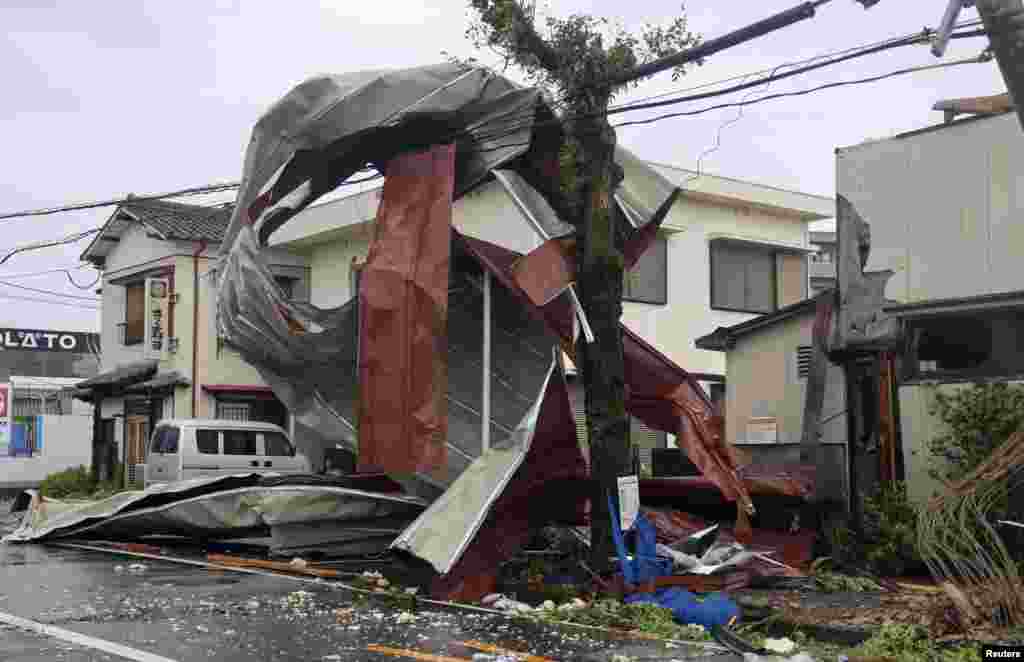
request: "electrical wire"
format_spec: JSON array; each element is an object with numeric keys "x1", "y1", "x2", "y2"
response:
[
  {"x1": 612, "y1": 53, "x2": 989, "y2": 130},
  {"x1": 0, "y1": 228, "x2": 101, "y2": 267},
  {"x1": 0, "y1": 264, "x2": 94, "y2": 279},
  {"x1": 0, "y1": 293, "x2": 100, "y2": 310},
  {"x1": 0, "y1": 21, "x2": 988, "y2": 227},
  {"x1": 0, "y1": 279, "x2": 101, "y2": 301},
  {"x1": 458, "y1": 27, "x2": 989, "y2": 146}
]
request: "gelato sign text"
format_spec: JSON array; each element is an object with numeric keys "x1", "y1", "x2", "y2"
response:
[{"x1": 0, "y1": 329, "x2": 98, "y2": 353}]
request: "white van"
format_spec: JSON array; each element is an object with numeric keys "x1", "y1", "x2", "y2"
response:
[{"x1": 144, "y1": 419, "x2": 310, "y2": 488}]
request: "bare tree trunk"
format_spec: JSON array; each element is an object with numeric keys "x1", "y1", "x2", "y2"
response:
[{"x1": 573, "y1": 112, "x2": 633, "y2": 571}]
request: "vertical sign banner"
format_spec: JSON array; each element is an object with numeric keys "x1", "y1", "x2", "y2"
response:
[
  {"x1": 0, "y1": 384, "x2": 9, "y2": 457},
  {"x1": 144, "y1": 278, "x2": 170, "y2": 359}
]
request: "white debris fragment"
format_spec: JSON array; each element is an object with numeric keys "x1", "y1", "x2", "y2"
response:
[
  {"x1": 763, "y1": 638, "x2": 797, "y2": 655},
  {"x1": 127, "y1": 563, "x2": 147, "y2": 574},
  {"x1": 361, "y1": 570, "x2": 383, "y2": 580},
  {"x1": 540, "y1": 600, "x2": 556, "y2": 611},
  {"x1": 245, "y1": 600, "x2": 260, "y2": 610},
  {"x1": 396, "y1": 611, "x2": 417, "y2": 624},
  {"x1": 113, "y1": 565, "x2": 125, "y2": 574},
  {"x1": 289, "y1": 557, "x2": 309, "y2": 570},
  {"x1": 404, "y1": 587, "x2": 419, "y2": 595},
  {"x1": 196, "y1": 625, "x2": 209, "y2": 634},
  {"x1": 481, "y1": 593, "x2": 504, "y2": 606}
]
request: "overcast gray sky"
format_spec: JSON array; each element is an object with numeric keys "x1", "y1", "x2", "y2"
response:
[{"x1": 0, "y1": 0, "x2": 1006, "y2": 332}]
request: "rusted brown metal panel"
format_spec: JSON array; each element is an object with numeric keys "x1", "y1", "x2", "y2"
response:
[
  {"x1": 357, "y1": 144, "x2": 454, "y2": 475},
  {"x1": 878, "y1": 352, "x2": 899, "y2": 484}
]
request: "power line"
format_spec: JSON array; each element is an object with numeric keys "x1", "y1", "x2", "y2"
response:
[
  {"x1": 0, "y1": 264, "x2": 94, "y2": 279},
  {"x1": 612, "y1": 53, "x2": 989, "y2": 129},
  {"x1": 0, "y1": 21, "x2": 986, "y2": 230},
  {"x1": 434, "y1": 52, "x2": 989, "y2": 159},
  {"x1": 0, "y1": 293, "x2": 100, "y2": 310},
  {"x1": 0, "y1": 279, "x2": 101, "y2": 302},
  {"x1": 0, "y1": 228, "x2": 101, "y2": 267},
  {"x1": 0, "y1": 184, "x2": 241, "y2": 222}
]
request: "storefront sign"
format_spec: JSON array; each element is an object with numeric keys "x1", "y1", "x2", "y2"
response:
[{"x1": 0, "y1": 329, "x2": 98, "y2": 353}]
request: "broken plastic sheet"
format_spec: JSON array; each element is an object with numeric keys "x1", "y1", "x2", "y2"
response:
[
  {"x1": 3, "y1": 474, "x2": 426, "y2": 557},
  {"x1": 392, "y1": 355, "x2": 586, "y2": 575}
]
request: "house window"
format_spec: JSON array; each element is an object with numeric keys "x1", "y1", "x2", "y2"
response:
[
  {"x1": 217, "y1": 402, "x2": 250, "y2": 421},
  {"x1": 710, "y1": 240, "x2": 807, "y2": 313},
  {"x1": 623, "y1": 235, "x2": 667, "y2": 305},
  {"x1": 124, "y1": 282, "x2": 145, "y2": 345}
]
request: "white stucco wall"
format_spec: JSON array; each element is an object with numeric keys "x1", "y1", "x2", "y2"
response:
[
  {"x1": 283, "y1": 172, "x2": 821, "y2": 378},
  {"x1": 0, "y1": 414, "x2": 93, "y2": 488},
  {"x1": 622, "y1": 196, "x2": 810, "y2": 376},
  {"x1": 838, "y1": 113, "x2": 1024, "y2": 304}
]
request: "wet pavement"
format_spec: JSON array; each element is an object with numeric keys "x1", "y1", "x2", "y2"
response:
[{"x1": 0, "y1": 542, "x2": 739, "y2": 661}]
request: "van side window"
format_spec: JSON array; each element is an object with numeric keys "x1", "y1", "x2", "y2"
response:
[
  {"x1": 196, "y1": 430, "x2": 219, "y2": 455},
  {"x1": 224, "y1": 430, "x2": 258, "y2": 455},
  {"x1": 264, "y1": 431, "x2": 295, "y2": 457},
  {"x1": 162, "y1": 427, "x2": 180, "y2": 454}
]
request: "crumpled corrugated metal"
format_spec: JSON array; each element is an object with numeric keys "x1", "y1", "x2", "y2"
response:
[{"x1": 357, "y1": 144, "x2": 454, "y2": 479}]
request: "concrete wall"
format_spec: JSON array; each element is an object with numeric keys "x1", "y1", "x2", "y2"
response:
[
  {"x1": 0, "y1": 414, "x2": 93, "y2": 489},
  {"x1": 838, "y1": 113, "x2": 1024, "y2": 305}
]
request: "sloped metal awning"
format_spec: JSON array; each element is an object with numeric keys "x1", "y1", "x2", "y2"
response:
[
  {"x1": 72, "y1": 359, "x2": 159, "y2": 400},
  {"x1": 123, "y1": 371, "x2": 191, "y2": 394}
]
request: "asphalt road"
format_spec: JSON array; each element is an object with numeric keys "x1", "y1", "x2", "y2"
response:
[{"x1": 0, "y1": 541, "x2": 741, "y2": 662}]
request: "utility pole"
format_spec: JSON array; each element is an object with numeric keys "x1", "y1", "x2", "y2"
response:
[{"x1": 469, "y1": 0, "x2": 840, "y2": 569}]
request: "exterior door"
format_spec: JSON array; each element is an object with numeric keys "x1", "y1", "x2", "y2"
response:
[{"x1": 221, "y1": 428, "x2": 261, "y2": 474}]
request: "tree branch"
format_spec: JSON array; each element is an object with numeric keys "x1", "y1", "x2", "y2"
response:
[{"x1": 470, "y1": 0, "x2": 561, "y2": 75}]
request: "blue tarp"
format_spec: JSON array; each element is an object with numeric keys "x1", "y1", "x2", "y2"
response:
[{"x1": 611, "y1": 500, "x2": 739, "y2": 630}]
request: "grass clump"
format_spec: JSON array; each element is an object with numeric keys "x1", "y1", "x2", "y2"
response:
[
  {"x1": 852, "y1": 623, "x2": 981, "y2": 662},
  {"x1": 537, "y1": 598, "x2": 711, "y2": 642}
]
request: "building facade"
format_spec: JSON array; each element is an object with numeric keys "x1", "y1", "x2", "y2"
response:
[
  {"x1": 0, "y1": 327, "x2": 99, "y2": 490},
  {"x1": 837, "y1": 110, "x2": 1024, "y2": 503},
  {"x1": 78, "y1": 200, "x2": 308, "y2": 485}
]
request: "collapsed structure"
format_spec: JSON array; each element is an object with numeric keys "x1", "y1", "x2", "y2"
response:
[{"x1": 210, "y1": 63, "x2": 768, "y2": 594}]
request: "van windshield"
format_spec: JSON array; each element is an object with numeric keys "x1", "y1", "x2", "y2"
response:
[
  {"x1": 264, "y1": 431, "x2": 295, "y2": 457},
  {"x1": 150, "y1": 426, "x2": 180, "y2": 454}
]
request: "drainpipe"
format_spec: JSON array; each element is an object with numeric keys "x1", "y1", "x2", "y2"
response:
[{"x1": 191, "y1": 241, "x2": 208, "y2": 418}]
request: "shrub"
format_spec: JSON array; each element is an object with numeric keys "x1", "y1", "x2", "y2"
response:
[
  {"x1": 38, "y1": 465, "x2": 95, "y2": 499},
  {"x1": 927, "y1": 383, "x2": 1024, "y2": 484},
  {"x1": 862, "y1": 481, "x2": 920, "y2": 575},
  {"x1": 39, "y1": 463, "x2": 127, "y2": 500},
  {"x1": 927, "y1": 383, "x2": 1024, "y2": 556}
]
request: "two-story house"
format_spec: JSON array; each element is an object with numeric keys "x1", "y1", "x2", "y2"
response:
[
  {"x1": 77, "y1": 199, "x2": 307, "y2": 485},
  {"x1": 269, "y1": 147, "x2": 832, "y2": 466}
]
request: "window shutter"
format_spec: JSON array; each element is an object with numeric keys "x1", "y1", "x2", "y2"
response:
[{"x1": 125, "y1": 283, "x2": 145, "y2": 345}]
